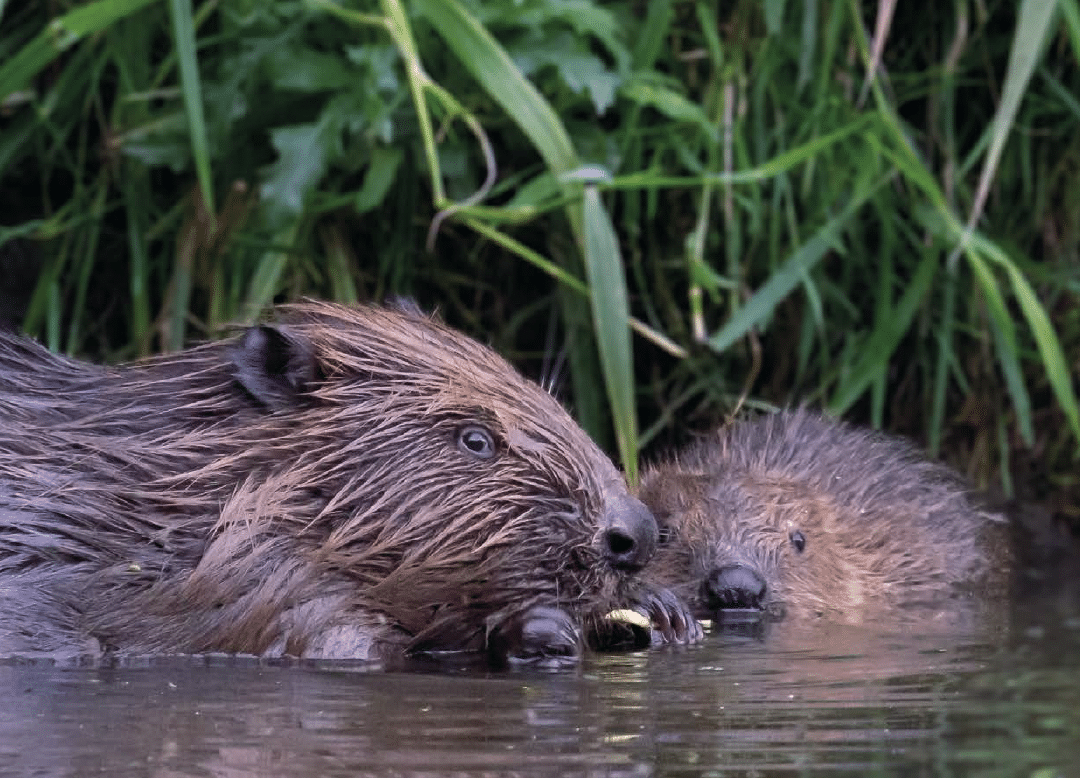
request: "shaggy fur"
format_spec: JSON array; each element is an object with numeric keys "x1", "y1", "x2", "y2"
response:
[
  {"x1": 639, "y1": 409, "x2": 1012, "y2": 627},
  {"x1": 0, "y1": 301, "x2": 668, "y2": 660}
]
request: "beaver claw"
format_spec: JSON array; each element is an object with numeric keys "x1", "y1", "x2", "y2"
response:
[
  {"x1": 589, "y1": 586, "x2": 704, "y2": 651},
  {"x1": 635, "y1": 586, "x2": 705, "y2": 646}
]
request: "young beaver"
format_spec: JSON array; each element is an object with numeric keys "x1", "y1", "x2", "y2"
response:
[
  {"x1": 0, "y1": 301, "x2": 695, "y2": 663},
  {"x1": 638, "y1": 409, "x2": 1012, "y2": 628}
]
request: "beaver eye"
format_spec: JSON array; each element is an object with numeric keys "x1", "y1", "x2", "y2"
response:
[
  {"x1": 457, "y1": 425, "x2": 496, "y2": 459},
  {"x1": 789, "y1": 530, "x2": 806, "y2": 553}
]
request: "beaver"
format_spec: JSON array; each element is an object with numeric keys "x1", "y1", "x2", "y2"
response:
[
  {"x1": 0, "y1": 300, "x2": 696, "y2": 663},
  {"x1": 638, "y1": 408, "x2": 1012, "y2": 628}
]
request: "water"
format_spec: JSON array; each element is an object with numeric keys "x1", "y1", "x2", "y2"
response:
[{"x1": 2, "y1": 600, "x2": 1078, "y2": 778}]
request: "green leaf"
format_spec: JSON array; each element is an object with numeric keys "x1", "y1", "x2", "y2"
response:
[
  {"x1": 965, "y1": 250, "x2": 1034, "y2": 446},
  {"x1": 414, "y1": 0, "x2": 579, "y2": 177},
  {"x1": 707, "y1": 182, "x2": 882, "y2": 354},
  {"x1": 121, "y1": 113, "x2": 192, "y2": 170},
  {"x1": 168, "y1": 0, "x2": 214, "y2": 215},
  {"x1": 261, "y1": 119, "x2": 336, "y2": 215},
  {"x1": 505, "y1": 171, "x2": 561, "y2": 209},
  {"x1": 828, "y1": 251, "x2": 937, "y2": 415},
  {"x1": 355, "y1": 146, "x2": 403, "y2": 214},
  {"x1": 518, "y1": 44, "x2": 621, "y2": 115},
  {"x1": 962, "y1": 0, "x2": 1058, "y2": 232},
  {"x1": 969, "y1": 234, "x2": 1080, "y2": 444},
  {"x1": 619, "y1": 74, "x2": 718, "y2": 141},
  {"x1": 1062, "y1": 0, "x2": 1080, "y2": 62},
  {"x1": 246, "y1": 222, "x2": 301, "y2": 313},
  {"x1": 928, "y1": 259, "x2": 958, "y2": 456},
  {"x1": 1006, "y1": 269, "x2": 1079, "y2": 442},
  {"x1": 264, "y1": 46, "x2": 358, "y2": 93},
  {"x1": 764, "y1": 0, "x2": 786, "y2": 35},
  {"x1": 546, "y1": 0, "x2": 628, "y2": 71},
  {"x1": 345, "y1": 43, "x2": 401, "y2": 93},
  {"x1": 582, "y1": 186, "x2": 638, "y2": 482},
  {"x1": 490, "y1": 0, "x2": 629, "y2": 73},
  {"x1": 0, "y1": 0, "x2": 162, "y2": 101},
  {"x1": 632, "y1": 0, "x2": 674, "y2": 69}
]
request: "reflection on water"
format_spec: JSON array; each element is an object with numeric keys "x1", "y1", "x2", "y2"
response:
[{"x1": 2, "y1": 596, "x2": 1077, "y2": 777}]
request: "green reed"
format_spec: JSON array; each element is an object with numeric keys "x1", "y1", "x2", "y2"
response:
[{"x1": 0, "y1": 0, "x2": 1077, "y2": 499}]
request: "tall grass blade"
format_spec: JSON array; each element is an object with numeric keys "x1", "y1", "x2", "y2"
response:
[
  {"x1": 965, "y1": 250, "x2": 1035, "y2": 446},
  {"x1": 582, "y1": 187, "x2": 638, "y2": 482},
  {"x1": 971, "y1": 235, "x2": 1080, "y2": 443},
  {"x1": 0, "y1": 0, "x2": 161, "y2": 100},
  {"x1": 246, "y1": 223, "x2": 301, "y2": 318},
  {"x1": 961, "y1": 0, "x2": 1056, "y2": 238},
  {"x1": 66, "y1": 180, "x2": 107, "y2": 353},
  {"x1": 632, "y1": 0, "x2": 674, "y2": 68},
  {"x1": 413, "y1": 0, "x2": 579, "y2": 177},
  {"x1": 928, "y1": 260, "x2": 957, "y2": 455},
  {"x1": 707, "y1": 181, "x2": 883, "y2": 354},
  {"x1": 828, "y1": 251, "x2": 937, "y2": 415},
  {"x1": 168, "y1": 0, "x2": 214, "y2": 216},
  {"x1": 1061, "y1": 0, "x2": 1080, "y2": 59}
]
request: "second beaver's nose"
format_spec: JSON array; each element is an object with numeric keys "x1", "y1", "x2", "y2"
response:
[
  {"x1": 705, "y1": 564, "x2": 767, "y2": 610},
  {"x1": 599, "y1": 494, "x2": 658, "y2": 572}
]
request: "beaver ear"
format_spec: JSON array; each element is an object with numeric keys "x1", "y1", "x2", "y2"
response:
[{"x1": 233, "y1": 325, "x2": 318, "y2": 410}]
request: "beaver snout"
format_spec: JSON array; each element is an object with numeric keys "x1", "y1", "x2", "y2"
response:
[
  {"x1": 598, "y1": 494, "x2": 658, "y2": 572},
  {"x1": 705, "y1": 564, "x2": 767, "y2": 610}
]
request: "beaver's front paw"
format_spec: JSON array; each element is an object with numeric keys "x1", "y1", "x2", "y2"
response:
[
  {"x1": 487, "y1": 606, "x2": 581, "y2": 668},
  {"x1": 637, "y1": 585, "x2": 704, "y2": 646},
  {"x1": 590, "y1": 586, "x2": 704, "y2": 651}
]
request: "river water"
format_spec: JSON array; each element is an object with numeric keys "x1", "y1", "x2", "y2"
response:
[{"x1": 2, "y1": 592, "x2": 1078, "y2": 778}]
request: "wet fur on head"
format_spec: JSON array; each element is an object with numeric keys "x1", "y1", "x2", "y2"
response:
[
  {"x1": 639, "y1": 408, "x2": 1012, "y2": 626},
  {"x1": 0, "y1": 301, "x2": 642, "y2": 659}
]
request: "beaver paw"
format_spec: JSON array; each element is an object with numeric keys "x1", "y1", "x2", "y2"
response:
[
  {"x1": 588, "y1": 586, "x2": 704, "y2": 651},
  {"x1": 638, "y1": 586, "x2": 704, "y2": 646},
  {"x1": 587, "y1": 583, "x2": 704, "y2": 648},
  {"x1": 486, "y1": 606, "x2": 581, "y2": 668}
]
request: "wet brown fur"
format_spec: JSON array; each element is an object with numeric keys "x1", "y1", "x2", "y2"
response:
[
  {"x1": 0, "y1": 301, "x2": 655, "y2": 659},
  {"x1": 639, "y1": 409, "x2": 1012, "y2": 627}
]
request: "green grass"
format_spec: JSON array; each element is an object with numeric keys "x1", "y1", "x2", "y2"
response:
[{"x1": 1, "y1": 0, "x2": 1077, "y2": 511}]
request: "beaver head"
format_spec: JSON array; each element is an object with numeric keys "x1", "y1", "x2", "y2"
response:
[
  {"x1": 638, "y1": 409, "x2": 1011, "y2": 627},
  {"x1": 0, "y1": 301, "x2": 662, "y2": 662}
]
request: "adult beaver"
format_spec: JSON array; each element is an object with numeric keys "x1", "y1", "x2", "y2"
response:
[
  {"x1": 0, "y1": 301, "x2": 694, "y2": 663},
  {"x1": 638, "y1": 408, "x2": 1012, "y2": 628}
]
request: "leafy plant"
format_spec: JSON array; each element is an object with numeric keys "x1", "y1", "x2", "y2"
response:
[{"x1": 1, "y1": 0, "x2": 1077, "y2": 516}]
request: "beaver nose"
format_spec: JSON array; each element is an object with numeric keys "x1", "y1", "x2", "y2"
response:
[
  {"x1": 705, "y1": 565, "x2": 767, "y2": 610},
  {"x1": 599, "y1": 494, "x2": 658, "y2": 572}
]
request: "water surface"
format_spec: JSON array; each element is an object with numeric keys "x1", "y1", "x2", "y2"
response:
[{"x1": 3, "y1": 597, "x2": 1077, "y2": 777}]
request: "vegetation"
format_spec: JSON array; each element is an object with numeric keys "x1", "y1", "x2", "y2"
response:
[{"x1": 1, "y1": 0, "x2": 1077, "y2": 526}]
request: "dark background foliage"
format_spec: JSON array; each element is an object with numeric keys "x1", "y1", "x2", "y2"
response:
[{"x1": 1, "y1": 0, "x2": 1078, "y2": 536}]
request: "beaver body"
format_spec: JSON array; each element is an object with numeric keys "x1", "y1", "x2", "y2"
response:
[
  {"x1": 0, "y1": 301, "x2": 682, "y2": 662},
  {"x1": 639, "y1": 409, "x2": 1011, "y2": 628}
]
